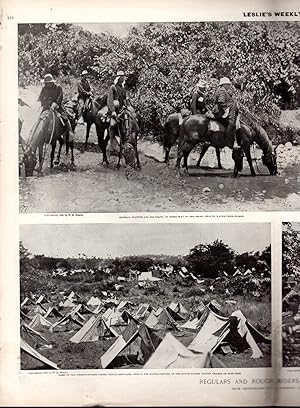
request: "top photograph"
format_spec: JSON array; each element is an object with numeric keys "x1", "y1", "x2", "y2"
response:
[{"x1": 18, "y1": 21, "x2": 300, "y2": 213}]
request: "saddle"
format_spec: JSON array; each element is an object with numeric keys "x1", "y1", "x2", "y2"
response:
[{"x1": 208, "y1": 114, "x2": 241, "y2": 133}]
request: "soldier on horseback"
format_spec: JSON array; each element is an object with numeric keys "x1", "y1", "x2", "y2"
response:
[
  {"x1": 107, "y1": 70, "x2": 128, "y2": 151},
  {"x1": 38, "y1": 73, "x2": 74, "y2": 140},
  {"x1": 206, "y1": 77, "x2": 239, "y2": 148},
  {"x1": 190, "y1": 80, "x2": 208, "y2": 115},
  {"x1": 77, "y1": 70, "x2": 93, "y2": 124}
]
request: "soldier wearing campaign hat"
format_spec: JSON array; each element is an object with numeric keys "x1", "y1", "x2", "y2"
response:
[
  {"x1": 107, "y1": 70, "x2": 128, "y2": 151},
  {"x1": 210, "y1": 77, "x2": 239, "y2": 147},
  {"x1": 77, "y1": 70, "x2": 93, "y2": 123},
  {"x1": 37, "y1": 73, "x2": 74, "y2": 139},
  {"x1": 190, "y1": 79, "x2": 208, "y2": 115}
]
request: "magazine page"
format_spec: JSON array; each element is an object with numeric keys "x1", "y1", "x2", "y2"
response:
[{"x1": 0, "y1": 0, "x2": 300, "y2": 405}]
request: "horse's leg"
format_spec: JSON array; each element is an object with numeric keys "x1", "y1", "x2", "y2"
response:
[
  {"x1": 70, "y1": 141, "x2": 75, "y2": 166},
  {"x1": 244, "y1": 145, "x2": 256, "y2": 176},
  {"x1": 50, "y1": 141, "x2": 56, "y2": 169},
  {"x1": 216, "y1": 147, "x2": 223, "y2": 169},
  {"x1": 164, "y1": 147, "x2": 170, "y2": 164},
  {"x1": 98, "y1": 126, "x2": 109, "y2": 166},
  {"x1": 55, "y1": 138, "x2": 63, "y2": 165},
  {"x1": 37, "y1": 144, "x2": 43, "y2": 173},
  {"x1": 183, "y1": 152, "x2": 190, "y2": 175},
  {"x1": 85, "y1": 121, "x2": 92, "y2": 148},
  {"x1": 134, "y1": 134, "x2": 141, "y2": 170},
  {"x1": 196, "y1": 143, "x2": 210, "y2": 167}
]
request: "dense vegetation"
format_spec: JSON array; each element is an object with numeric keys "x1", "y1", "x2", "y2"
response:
[
  {"x1": 20, "y1": 239, "x2": 271, "y2": 300},
  {"x1": 18, "y1": 22, "x2": 300, "y2": 140}
]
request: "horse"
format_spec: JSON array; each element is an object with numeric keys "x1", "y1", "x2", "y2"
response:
[
  {"x1": 115, "y1": 105, "x2": 141, "y2": 170},
  {"x1": 162, "y1": 111, "x2": 222, "y2": 167},
  {"x1": 82, "y1": 94, "x2": 108, "y2": 147},
  {"x1": 176, "y1": 113, "x2": 278, "y2": 177},
  {"x1": 24, "y1": 107, "x2": 76, "y2": 174}
]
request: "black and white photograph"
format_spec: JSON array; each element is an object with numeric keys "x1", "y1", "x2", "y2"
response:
[
  {"x1": 18, "y1": 21, "x2": 300, "y2": 213},
  {"x1": 20, "y1": 222, "x2": 272, "y2": 370},
  {"x1": 282, "y1": 221, "x2": 300, "y2": 367}
]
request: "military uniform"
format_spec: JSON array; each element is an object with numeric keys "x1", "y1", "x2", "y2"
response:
[
  {"x1": 107, "y1": 83, "x2": 127, "y2": 114},
  {"x1": 212, "y1": 81, "x2": 238, "y2": 147},
  {"x1": 191, "y1": 90, "x2": 207, "y2": 115},
  {"x1": 77, "y1": 75, "x2": 92, "y2": 120},
  {"x1": 107, "y1": 79, "x2": 127, "y2": 150},
  {"x1": 38, "y1": 83, "x2": 63, "y2": 112},
  {"x1": 38, "y1": 75, "x2": 73, "y2": 138}
]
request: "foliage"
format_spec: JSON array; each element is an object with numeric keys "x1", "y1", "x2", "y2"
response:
[
  {"x1": 18, "y1": 22, "x2": 300, "y2": 141},
  {"x1": 187, "y1": 239, "x2": 235, "y2": 278}
]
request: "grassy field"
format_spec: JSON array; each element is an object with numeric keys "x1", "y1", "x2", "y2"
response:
[{"x1": 21, "y1": 273, "x2": 272, "y2": 370}]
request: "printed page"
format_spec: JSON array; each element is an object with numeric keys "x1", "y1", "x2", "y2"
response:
[{"x1": 0, "y1": 0, "x2": 300, "y2": 406}]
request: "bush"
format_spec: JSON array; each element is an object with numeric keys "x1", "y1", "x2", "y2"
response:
[{"x1": 19, "y1": 22, "x2": 300, "y2": 143}]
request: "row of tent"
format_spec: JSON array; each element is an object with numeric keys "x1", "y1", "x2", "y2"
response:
[{"x1": 20, "y1": 296, "x2": 271, "y2": 370}]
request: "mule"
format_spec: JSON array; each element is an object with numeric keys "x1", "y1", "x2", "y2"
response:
[{"x1": 176, "y1": 113, "x2": 277, "y2": 177}]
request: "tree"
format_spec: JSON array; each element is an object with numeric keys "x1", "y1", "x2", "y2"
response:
[{"x1": 187, "y1": 239, "x2": 235, "y2": 278}]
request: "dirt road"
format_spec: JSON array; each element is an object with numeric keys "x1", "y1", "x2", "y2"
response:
[{"x1": 19, "y1": 86, "x2": 300, "y2": 213}]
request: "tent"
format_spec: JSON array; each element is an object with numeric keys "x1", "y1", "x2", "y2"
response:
[
  {"x1": 100, "y1": 321, "x2": 163, "y2": 369},
  {"x1": 20, "y1": 322, "x2": 50, "y2": 349},
  {"x1": 144, "y1": 308, "x2": 177, "y2": 330},
  {"x1": 62, "y1": 298, "x2": 76, "y2": 308},
  {"x1": 69, "y1": 314, "x2": 118, "y2": 343},
  {"x1": 52, "y1": 313, "x2": 84, "y2": 331},
  {"x1": 28, "y1": 313, "x2": 53, "y2": 332},
  {"x1": 188, "y1": 307, "x2": 270, "y2": 359},
  {"x1": 92, "y1": 303, "x2": 103, "y2": 314},
  {"x1": 87, "y1": 296, "x2": 102, "y2": 306},
  {"x1": 36, "y1": 294, "x2": 49, "y2": 305},
  {"x1": 21, "y1": 297, "x2": 35, "y2": 308},
  {"x1": 44, "y1": 306, "x2": 64, "y2": 319},
  {"x1": 180, "y1": 318, "x2": 201, "y2": 332},
  {"x1": 101, "y1": 320, "x2": 139, "y2": 368},
  {"x1": 144, "y1": 333, "x2": 225, "y2": 369},
  {"x1": 134, "y1": 303, "x2": 153, "y2": 320},
  {"x1": 167, "y1": 302, "x2": 188, "y2": 321},
  {"x1": 20, "y1": 337, "x2": 58, "y2": 370}
]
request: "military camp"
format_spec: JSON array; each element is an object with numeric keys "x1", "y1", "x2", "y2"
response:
[{"x1": 20, "y1": 223, "x2": 272, "y2": 370}]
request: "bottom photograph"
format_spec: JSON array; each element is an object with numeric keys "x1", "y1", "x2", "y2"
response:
[{"x1": 19, "y1": 222, "x2": 272, "y2": 370}]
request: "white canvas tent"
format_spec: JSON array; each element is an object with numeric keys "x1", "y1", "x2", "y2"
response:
[
  {"x1": 101, "y1": 320, "x2": 139, "y2": 368},
  {"x1": 188, "y1": 307, "x2": 270, "y2": 359},
  {"x1": 144, "y1": 333, "x2": 225, "y2": 369},
  {"x1": 69, "y1": 314, "x2": 118, "y2": 343},
  {"x1": 20, "y1": 337, "x2": 58, "y2": 370},
  {"x1": 28, "y1": 313, "x2": 53, "y2": 332},
  {"x1": 87, "y1": 296, "x2": 102, "y2": 306}
]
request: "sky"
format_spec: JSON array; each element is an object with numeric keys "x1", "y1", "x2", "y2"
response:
[
  {"x1": 77, "y1": 23, "x2": 140, "y2": 38},
  {"x1": 20, "y1": 223, "x2": 270, "y2": 259}
]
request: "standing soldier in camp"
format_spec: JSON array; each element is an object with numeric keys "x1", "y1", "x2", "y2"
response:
[
  {"x1": 190, "y1": 80, "x2": 208, "y2": 115},
  {"x1": 107, "y1": 70, "x2": 127, "y2": 152},
  {"x1": 37, "y1": 73, "x2": 74, "y2": 139},
  {"x1": 207, "y1": 77, "x2": 239, "y2": 148},
  {"x1": 77, "y1": 70, "x2": 93, "y2": 124}
]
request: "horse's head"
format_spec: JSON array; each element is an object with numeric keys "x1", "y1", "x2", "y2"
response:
[{"x1": 262, "y1": 146, "x2": 278, "y2": 175}]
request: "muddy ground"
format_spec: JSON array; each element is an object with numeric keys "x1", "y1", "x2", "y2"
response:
[{"x1": 19, "y1": 87, "x2": 300, "y2": 213}]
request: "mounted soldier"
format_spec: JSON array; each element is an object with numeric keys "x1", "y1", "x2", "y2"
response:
[
  {"x1": 206, "y1": 77, "x2": 239, "y2": 148},
  {"x1": 77, "y1": 70, "x2": 93, "y2": 124},
  {"x1": 190, "y1": 80, "x2": 208, "y2": 115},
  {"x1": 107, "y1": 70, "x2": 128, "y2": 152},
  {"x1": 37, "y1": 73, "x2": 74, "y2": 141}
]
